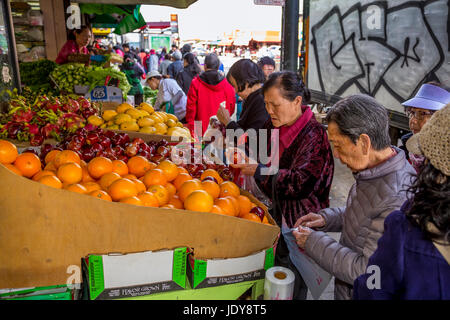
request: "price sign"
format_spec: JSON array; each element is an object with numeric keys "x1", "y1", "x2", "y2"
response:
[{"x1": 91, "y1": 86, "x2": 107, "y2": 100}]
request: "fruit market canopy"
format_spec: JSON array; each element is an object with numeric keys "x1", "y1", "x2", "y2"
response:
[{"x1": 71, "y1": 0, "x2": 198, "y2": 9}]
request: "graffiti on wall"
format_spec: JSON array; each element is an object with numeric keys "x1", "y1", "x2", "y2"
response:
[{"x1": 309, "y1": 0, "x2": 449, "y2": 106}]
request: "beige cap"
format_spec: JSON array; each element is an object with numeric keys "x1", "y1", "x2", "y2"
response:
[{"x1": 406, "y1": 103, "x2": 450, "y2": 176}]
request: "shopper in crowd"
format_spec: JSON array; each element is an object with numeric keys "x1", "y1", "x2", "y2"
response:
[
  {"x1": 185, "y1": 53, "x2": 235, "y2": 138},
  {"x1": 55, "y1": 26, "x2": 91, "y2": 64},
  {"x1": 146, "y1": 70, "x2": 187, "y2": 121},
  {"x1": 217, "y1": 59, "x2": 269, "y2": 133},
  {"x1": 159, "y1": 47, "x2": 167, "y2": 65},
  {"x1": 257, "y1": 56, "x2": 276, "y2": 80},
  {"x1": 120, "y1": 53, "x2": 145, "y2": 105},
  {"x1": 113, "y1": 45, "x2": 124, "y2": 58},
  {"x1": 122, "y1": 43, "x2": 140, "y2": 62},
  {"x1": 159, "y1": 53, "x2": 172, "y2": 76},
  {"x1": 167, "y1": 50, "x2": 183, "y2": 79},
  {"x1": 291, "y1": 94, "x2": 416, "y2": 300},
  {"x1": 169, "y1": 44, "x2": 178, "y2": 54},
  {"x1": 147, "y1": 49, "x2": 159, "y2": 73},
  {"x1": 353, "y1": 103, "x2": 450, "y2": 300},
  {"x1": 138, "y1": 49, "x2": 147, "y2": 66},
  {"x1": 399, "y1": 82, "x2": 450, "y2": 172},
  {"x1": 176, "y1": 52, "x2": 202, "y2": 95},
  {"x1": 231, "y1": 71, "x2": 335, "y2": 300}
]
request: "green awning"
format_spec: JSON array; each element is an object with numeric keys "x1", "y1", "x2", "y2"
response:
[{"x1": 72, "y1": 0, "x2": 198, "y2": 9}]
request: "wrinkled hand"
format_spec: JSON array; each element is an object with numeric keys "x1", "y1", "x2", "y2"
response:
[
  {"x1": 294, "y1": 212, "x2": 325, "y2": 229},
  {"x1": 292, "y1": 226, "x2": 313, "y2": 249},
  {"x1": 217, "y1": 105, "x2": 231, "y2": 126}
]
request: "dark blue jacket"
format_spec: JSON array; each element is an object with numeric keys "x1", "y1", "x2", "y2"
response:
[{"x1": 353, "y1": 201, "x2": 450, "y2": 300}]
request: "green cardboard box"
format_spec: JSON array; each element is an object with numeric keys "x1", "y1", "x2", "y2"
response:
[
  {"x1": 188, "y1": 247, "x2": 275, "y2": 289},
  {"x1": 82, "y1": 247, "x2": 187, "y2": 300}
]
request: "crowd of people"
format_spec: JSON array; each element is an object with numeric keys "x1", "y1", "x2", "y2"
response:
[{"x1": 53, "y1": 26, "x2": 449, "y2": 300}]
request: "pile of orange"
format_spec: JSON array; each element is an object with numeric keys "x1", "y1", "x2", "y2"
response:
[{"x1": 0, "y1": 139, "x2": 270, "y2": 224}]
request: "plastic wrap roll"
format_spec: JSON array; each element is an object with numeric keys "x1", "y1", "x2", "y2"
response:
[{"x1": 264, "y1": 266, "x2": 295, "y2": 300}]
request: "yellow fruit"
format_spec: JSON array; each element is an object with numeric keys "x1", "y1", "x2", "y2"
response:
[
  {"x1": 139, "y1": 126, "x2": 157, "y2": 134},
  {"x1": 116, "y1": 103, "x2": 133, "y2": 113},
  {"x1": 87, "y1": 115, "x2": 104, "y2": 126},
  {"x1": 166, "y1": 113, "x2": 178, "y2": 122},
  {"x1": 126, "y1": 108, "x2": 143, "y2": 119},
  {"x1": 102, "y1": 110, "x2": 118, "y2": 121},
  {"x1": 138, "y1": 117, "x2": 155, "y2": 127},
  {"x1": 166, "y1": 119, "x2": 177, "y2": 128},
  {"x1": 139, "y1": 103, "x2": 154, "y2": 114},
  {"x1": 120, "y1": 121, "x2": 140, "y2": 131},
  {"x1": 154, "y1": 122, "x2": 168, "y2": 135},
  {"x1": 149, "y1": 114, "x2": 163, "y2": 123},
  {"x1": 107, "y1": 125, "x2": 119, "y2": 130},
  {"x1": 114, "y1": 113, "x2": 133, "y2": 125},
  {"x1": 107, "y1": 120, "x2": 115, "y2": 126},
  {"x1": 100, "y1": 123, "x2": 107, "y2": 129},
  {"x1": 176, "y1": 122, "x2": 184, "y2": 127},
  {"x1": 155, "y1": 112, "x2": 168, "y2": 122},
  {"x1": 167, "y1": 127, "x2": 191, "y2": 138},
  {"x1": 139, "y1": 110, "x2": 150, "y2": 117}
]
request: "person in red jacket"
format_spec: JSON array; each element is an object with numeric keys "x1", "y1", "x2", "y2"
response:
[{"x1": 185, "y1": 53, "x2": 235, "y2": 139}]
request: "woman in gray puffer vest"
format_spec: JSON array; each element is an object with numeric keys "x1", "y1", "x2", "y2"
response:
[{"x1": 293, "y1": 94, "x2": 415, "y2": 300}]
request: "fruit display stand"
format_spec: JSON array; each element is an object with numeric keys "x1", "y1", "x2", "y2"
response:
[{"x1": 0, "y1": 163, "x2": 279, "y2": 290}]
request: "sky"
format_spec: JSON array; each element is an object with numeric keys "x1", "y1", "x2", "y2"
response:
[{"x1": 140, "y1": 0, "x2": 284, "y2": 40}]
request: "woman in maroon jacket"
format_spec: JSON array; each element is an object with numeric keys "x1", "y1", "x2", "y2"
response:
[{"x1": 232, "y1": 71, "x2": 334, "y2": 300}]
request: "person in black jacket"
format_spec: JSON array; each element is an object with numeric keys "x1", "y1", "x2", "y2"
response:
[
  {"x1": 176, "y1": 52, "x2": 202, "y2": 95},
  {"x1": 216, "y1": 59, "x2": 269, "y2": 160}
]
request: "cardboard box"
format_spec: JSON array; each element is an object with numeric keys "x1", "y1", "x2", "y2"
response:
[
  {"x1": 82, "y1": 247, "x2": 187, "y2": 300},
  {"x1": 188, "y1": 247, "x2": 274, "y2": 289},
  {"x1": 0, "y1": 164, "x2": 279, "y2": 289},
  {"x1": 85, "y1": 86, "x2": 123, "y2": 103}
]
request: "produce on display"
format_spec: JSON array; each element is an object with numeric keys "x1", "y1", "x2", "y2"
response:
[
  {"x1": 97, "y1": 102, "x2": 192, "y2": 140},
  {"x1": 19, "y1": 59, "x2": 56, "y2": 87},
  {"x1": 0, "y1": 139, "x2": 269, "y2": 224},
  {"x1": 143, "y1": 87, "x2": 158, "y2": 106},
  {"x1": 86, "y1": 66, "x2": 131, "y2": 96},
  {"x1": 0, "y1": 91, "x2": 100, "y2": 146}
]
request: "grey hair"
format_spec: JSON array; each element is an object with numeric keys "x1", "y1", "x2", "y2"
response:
[{"x1": 326, "y1": 94, "x2": 391, "y2": 150}]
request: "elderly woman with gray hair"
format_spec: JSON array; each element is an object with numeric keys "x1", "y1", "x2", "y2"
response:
[{"x1": 292, "y1": 94, "x2": 415, "y2": 300}]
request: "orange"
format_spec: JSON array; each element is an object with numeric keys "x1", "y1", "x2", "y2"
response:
[
  {"x1": 210, "y1": 205, "x2": 225, "y2": 215},
  {"x1": 147, "y1": 184, "x2": 169, "y2": 206},
  {"x1": 131, "y1": 178, "x2": 146, "y2": 194},
  {"x1": 147, "y1": 161, "x2": 157, "y2": 170},
  {"x1": 44, "y1": 161, "x2": 57, "y2": 173},
  {"x1": 143, "y1": 168, "x2": 167, "y2": 187},
  {"x1": 219, "y1": 181, "x2": 240, "y2": 198},
  {"x1": 0, "y1": 140, "x2": 18, "y2": 164},
  {"x1": 111, "y1": 159, "x2": 129, "y2": 176},
  {"x1": 177, "y1": 179, "x2": 203, "y2": 202},
  {"x1": 184, "y1": 190, "x2": 214, "y2": 213},
  {"x1": 108, "y1": 178, "x2": 138, "y2": 201},
  {"x1": 173, "y1": 172, "x2": 192, "y2": 190},
  {"x1": 137, "y1": 191, "x2": 159, "y2": 207},
  {"x1": 241, "y1": 213, "x2": 262, "y2": 223},
  {"x1": 65, "y1": 183, "x2": 88, "y2": 194},
  {"x1": 161, "y1": 204, "x2": 175, "y2": 209},
  {"x1": 214, "y1": 197, "x2": 236, "y2": 216},
  {"x1": 82, "y1": 181, "x2": 101, "y2": 193},
  {"x1": 168, "y1": 195, "x2": 184, "y2": 209},
  {"x1": 250, "y1": 202, "x2": 257, "y2": 209},
  {"x1": 201, "y1": 169, "x2": 223, "y2": 184},
  {"x1": 38, "y1": 175, "x2": 62, "y2": 189},
  {"x1": 165, "y1": 182, "x2": 177, "y2": 198},
  {"x1": 201, "y1": 180, "x2": 220, "y2": 199},
  {"x1": 88, "y1": 190, "x2": 112, "y2": 201},
  {"x1": 57, "y1": 162, "x2": 82, "y2": 184},
  {"x1": 44, "y1": 149, "x2": 61, "y2": 165},
  {"x1": 123, "y1": 174, "x2": 138, "y2": 180},
  {"x1": 53, "y1": 150, "x2": 80, "y2": 168},
  {"x1": 80, "y1": 160, "x2": 87, "y2": 168},
  {"x1": 156, "y1": 160, "x2": 179, "y2": 181},
  {"x1": 225, "y1": 196, "x2": 239, "y2": 215},
  {"x1": 14, "y1": 152, "x2": 41, "y2": 178},
  {"x1": 178, "y1": 166, "x2": 189, "y2": 174},
  {"x1": 127, "y1": 156, "x2": 151, "y2": 178},
  {"x1": 99, "y1": 172, "x2": 121, "y2": 190},
  {"x1": 262, "y1": 216, "x2": 270, "y2": 224},
  {"x1": 81, "y1": 166, "x2": 95, "y2": 183},
  {"x1": 88, "y1": 157, "x2": 113, "y2": 179},
  {"x1": 3, "y1": 163, "x2": 23, "y2": 176},
  {"x1": 237, "y1": 195, "x2": 252, "y2": 217},
  {"x1": 32, "y1": 170, "x2": 55, "y2": 181},
  {"x1": 120, "y1": 196, "x2": 143, "y2": 206}
]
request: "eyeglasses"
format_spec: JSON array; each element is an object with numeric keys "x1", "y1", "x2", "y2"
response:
[{"x1": 405, "y1": 108, "x2": 434, "y2": 121}]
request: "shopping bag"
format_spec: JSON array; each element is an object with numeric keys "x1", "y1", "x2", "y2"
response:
[
  {"x1": 281, "y1": 220, "x2": 332, "y2": 300},
  {"x1": 237, "y1": 173, "x2": 272, "y2": 209}
]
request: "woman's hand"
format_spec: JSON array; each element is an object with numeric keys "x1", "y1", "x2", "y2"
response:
[
  {"x1": 294, "y1": 212, "x2": 325, "y2": 229},
  {"x1": 230, "y1": 163, "x2": 258, "y2": 176},
  {"x1": 227, "y1": 148, "x2": 258, "y2": 176},
  {"x1": 292, "y1": 226, "x2": 313, "y2": 249},
  {"x1": 217, "y1": 105, "x2": 231, "y2": 126}
]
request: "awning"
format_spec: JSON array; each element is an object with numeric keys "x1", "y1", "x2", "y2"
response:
[
  {"x1": 72, "y1": 0, "x2": 198, "y2": 9},
  {"x1": 139, "y1": 22, "x2": 171, "y2": 30}
]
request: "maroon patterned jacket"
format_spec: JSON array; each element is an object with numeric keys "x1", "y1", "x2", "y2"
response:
[{"x1": 254, "y1": 116, "x2": 334, "y2": 228}]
